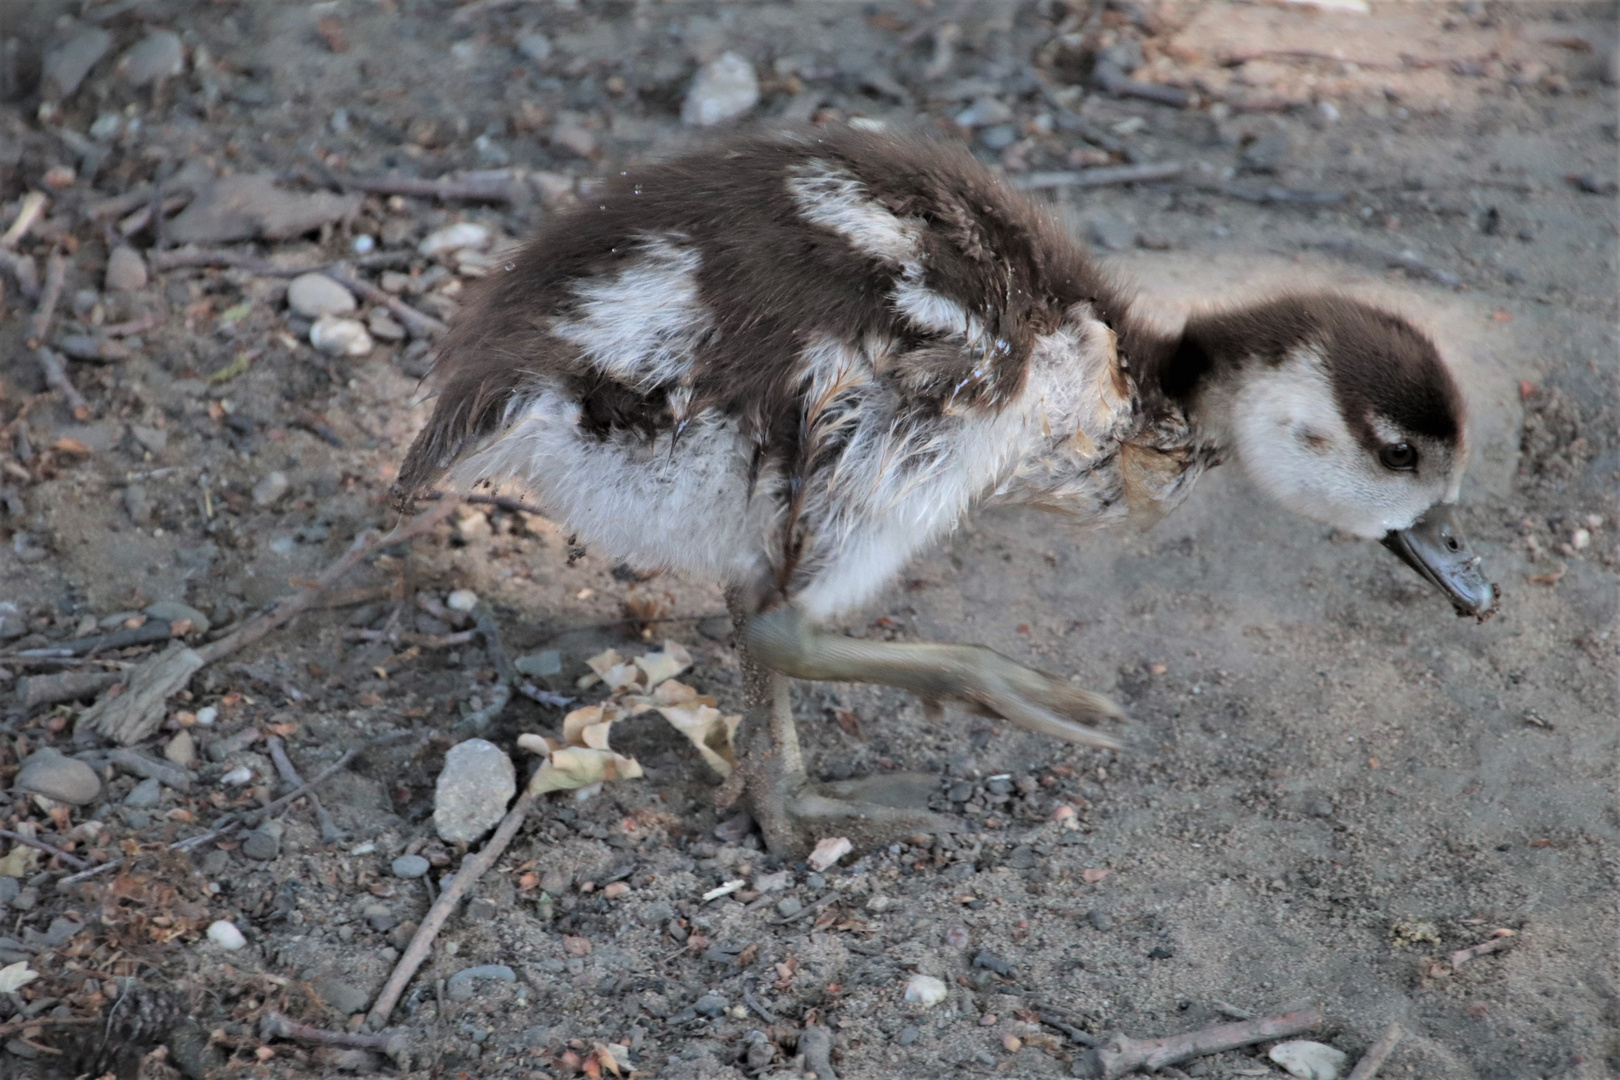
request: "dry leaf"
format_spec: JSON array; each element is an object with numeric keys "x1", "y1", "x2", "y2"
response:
[
  {"x1": 0, "y1": 961, "x2": 38, "y2": 993},
  {"x1": 808, "y1": 835, "x2": 853, "y2": 872},
  {"x1": 0, "y1": 846, "x2": 37, "y2": 879},
  {"x1": 585, "y1": 648, "x2": 624, "y2": 678},
  {"x1": 659, "y1": 701, "x2": 740, "y2": 777},
  {"x1": 653, "y1": 678, "x2": 699, "y2": 706},
  {"x1": 518, "y1": 707, "x2": 644, "y2": 796},
  {"x1": 635, "y1": 641, "x2": 692, "y2": 686}
]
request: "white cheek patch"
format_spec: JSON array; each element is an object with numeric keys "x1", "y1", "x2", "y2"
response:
[
  {"x1": 551, "y1": 235, "x2": 712, "y2": 391},
  {"x1": 1232, "y1": 348, "x2": 1448, "y2": 537}
]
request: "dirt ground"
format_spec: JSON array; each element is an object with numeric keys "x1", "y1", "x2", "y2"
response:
[{"x1": 0, "y1": 1, "x2": 1616, "y2": 1078}]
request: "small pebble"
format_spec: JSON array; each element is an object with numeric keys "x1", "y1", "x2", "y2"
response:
[
  {"x1": 164, "y1": 731, "x2": 197, "y2": 767},
  {"x1": 195, "y1": 706, "x2": 218, "y2": 726},
  {"x1": 310, "y1": 315, "x2": 373, "y2": 357},
  {"x1": 286, "y1": 272, "x2": 357, "y2": 318},
  {"x1": 1089, "y1": 910, "x2": 1113, "y2": 931},
  {"x1": 1002, "y1": 1034, "x2": 1022, "y2": 1053},
  {"x1": 945, "y1": 924, "x2": 970, "y2": 949},
  {"x1": 418, "y1": 222, "x2": 491, "y2": 258},
  {"x1": 904, "y1": 974, "x2": 948, "y2": 1007},
  {"x1": 446, "y1": 589, "x2": 479, "y2": 612},
  {"x1": 434, "y1": 739, "x2": 516, "y2": 842},
  {"x1": 515, "y1": 651, "x2": 562, "y2": 678},
  {"x1": 896, "y1": 1026, "x2": 920, "y2": 1046},
  {"x1": 124, "y1": 777, "x2": 162, "y2": 808},
  {"x1": 207, "y1": 920, "x2": 247, "y2": 950},
  {"x1": 220, "y1": 766, "x2": 253, "y2": 786},
  {"x1": 682, "y1": 52, "x2": 759, "y2": 127},
  {"x1": 118, "y1": 30, "x2": 184, "y2": 86},
  {"x1": 367, "y1": 311, "x2": 406, "y2": 341},
  {"x1": 1572, "y1": 527, "x2": 1591, "y2": 550},
  {"x1": 145, "y1": 600, "x2": 210, "y2": 635},
  {"x1": 252, "y1": 471, "x2": 290, "y2": 508},
  {"x1": 1270, "y1": 1040, "x2": 1349, "y2": 1080},
  {"x1": 241, "y1": 826, "x2": 281, "y2": 862},
  {"x1": 807, "y1": 835, "x2": 852, "y2": 872},
  {"x1": 13, "y1": 749, "x2": 101, "y2": 805},
  {"x1": 775, "y1": 896, "x2": 803, "y2": 918},
  {"x1": 447, "y1": 964, "x2": 516, "y2": 1002},
  {"x1": 392, "y1": 854, "x2": 430, "y2": 879},
  {"x1": 105, "y1": 245, "x2": 148, "y2": 291},
  {"x1": 693, "y1": 992, "x2": 728, "y2": 1017},
  {"x1": 351, "y1": 234, "x2": 376, "y2": 254},
  {"x1": 603, "y1": 881, "x2": 630, "y2": 900}
]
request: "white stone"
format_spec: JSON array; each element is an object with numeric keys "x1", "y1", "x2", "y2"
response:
[
  {"x1": 220, "y1": 766, "x2": 253, "y2": 786},
  {"x1": 904, "y1": 974, "x2": 948, "y2": 1007},
  {"x1": 807, "y1": 835, "x2": 852, "y2": 872},
  {"x1": 682, "y1": 52, "x2": 759, "y2": 127},
  {"x1": 251, "y1": 470, "x2": 289, "y2": 507},
  {"x1": 446, "y1": 589, "x2": 479, "y2": 612},
  {"x1": 287, "y1": 272, "x2": 356, "y2": 318},
  {"x1": 434, "y1": 739, "x2": 516, "y2": 842},
  {"x1": 418, "y1": 222, "x2": 492, "y2": 258},
  {"x1": 310, "y1": 315, "x2": 373, "y2": 357},
  {"x1": 1270, "y1": 1040, "x2": 1350, "y2": 1080},
  {"x1": 207, "y1": 920, "x2": 247, "y2": 950},
  {"x1": 105, "y1": 245, "x2": 148, "y2": 291}
]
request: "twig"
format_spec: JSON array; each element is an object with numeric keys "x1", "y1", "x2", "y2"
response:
[
  {"x1": 0, "y1": 249, "x2": 40, "y2": 299},
  {"x1": 1346, "y1": 1022, "x2": 1404, "y2": 1080},
  {"x1": 328, "y1": 171, "x2": 514, "y2": 203},
  {"x1": 107, "y1": 748, "x2": 193, "y2": 792},
  {"x1": 0, "y1": 1016, "x2": 99, "y2": 1038},
  {"x1": 14, "y1": 670, "x2": 121, "y2": 710},
  {"x1": 27, "y1": 250, "x2": 66, "y2": 348},
  {"x1": 0, "y1": 828, "x2": 88, "y2": 870},
  {"x1": 1093, "y1": 62, "x2": 1194, "y2": 108},
  {"x1": 171, "y1": 746, "x2": 359, "y2": 852},
  {"x1": 11, "y1": 618, "x2": 175, "y2": 659},
  {"x1": 267, "y1": 736, "x2": 344, "y2": 843},
  {"x1": 365, "y1": 770, "x2": 539, "y2": 1030},
  {"x1": 35, "y1": 348, "x2": 90, "y2": 419},
  {"x1": 2, "y1": 192, "x2": 48, "y2": 249},
  {"x1": 1450, "y1": 930, "x2": 1514, "y2": 970},
  {"x1": 322, "y1": 263, "x2": 449, "y2": 338},
  {"x1": 1213, "y1": 182, "x2": 1345, "y2": 206},
  {"x1": 742, "y1": 985, "x2": 778, "y2": 1023},
  {"x1": 459, "y1": 602, "x2": 513, "y2": 731},
  {"x1": 1083, "y1": 1007, "x2": 1323, "y2": 1079},
  {"x1": 342, "y1": 627, "x2": 474, "y2": 647},
  {"x1": 145, "y1": 246, "x2": 295, "y2": 276},
  {"x1": 99, "y1": 313, "x2": 162, "y2": 338},
  {"x1": 1038, "y1": 1011, "x2": 1102, "y2": 1048},
  {"x1": 260, "y1": 1012, "x2": 404, "y2": 1056},
  {"x1": 1014, "y1": 162, "x2": 1183, "y2": 190}
]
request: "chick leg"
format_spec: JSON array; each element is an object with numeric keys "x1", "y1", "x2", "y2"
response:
[
  {"x1": 746, "y1": 604, "x2": 1126, "y2": 750},
  {"x1": 727, "y1": 591, "x2": 956, "y2": 856}
]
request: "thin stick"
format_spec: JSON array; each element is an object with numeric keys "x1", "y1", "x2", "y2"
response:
[
  {"x1": 1, "y1": 192, "x2": 48, "y2": 249},
  {"x1": 1346, "y1": 1022, "x2": 1404, "y2": 1080},
  {"x1": 0, "y1": 1016, "x2": 99, "y2": 1038},
  {"x1": 99, "y1": 314, "x2": 162, "y2": 337},
  {"x1": 196, "y1": 498, "x2": 456, "y2": 666},
  {"x1": 365, "y1": 776, "x2": 539, "y2": 1030},
  {"x1": 36, "y1": 348, "x2": 90, "y2": 419},
  {"x1": 1088, "y1": 1007, "x2": 1324, "y2": 1079},
  {"x1": 145, "y1": 247, "x2": 292, "y2": 275},
  {"x1": 1037, "y1": 1011, "x2": 1102, "y2": 1048},
  {"x1": 266, "y1": 735, "x2": 344, "y2": 843},
  {"x1": 1014, "y1": 162, "x2": 1184, "y2": 190},
  {"x1": 27, "y1": 249, "x2": 66, "y2": 348},
  {"x1": 329, "y1": 171, "x2": 514, "y2": 202},
  {"x1": 0, "y1": 828, "x2": 89, "y2": 870},
  {"x1": 260, "y1": 1012, "x2": 404, "y2": 1055},
  {"x1": 322, "y1": 263, "x2": 449, "y2": 338}
]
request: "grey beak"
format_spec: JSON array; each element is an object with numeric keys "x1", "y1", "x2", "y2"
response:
[{"x1": 1380, "y1": 504, "x2": 1499, "y2": 620}]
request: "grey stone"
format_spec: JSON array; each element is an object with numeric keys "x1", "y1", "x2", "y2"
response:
[
  {"x1": 514, "y1": 651, "x2": 562, "y2": 678},
  {"x1": 168, "y1": 174, "x2": 361, "y2": 244},
  {"x1": 130, "y1": 425, "x2": 167, "y2": 455},
  {"x1": 1006, "y1": 845, "x2": 1038, "y2": 870},
  {"x1": 973, "y1": 949, "x2": 1013, "y2": 976},
  {"x1": 0, "y1": 878, "x2": 18, "y2": 908},
  {"x1": 955, "y1": 96, "x2": 1014, "y2": 128},
  {"x1": 118, "y1": 31, "x2": 184, "y2": 86},
  {"x1": 123, "y1": 485, "x2": 151, "y2": 525},
  {"x1": 1308, "y1": 798, "x2": 1334, "y2": 817},
  {"x1": 365, "y1": 905, "x2": 398, "y2": 932},
  {"x1": 200, "y1": 849, "x2": 230, "y2": 877},
  {"x1": 466, "y1": 897, "x2": 498, "y2": 923},
  {"x1": 314, "y1": 978, "x2": 370, "y2": 1016},
  {"x1": 391, "y1": 854, "x2": 430, "y2": 879},
  {"x1": 1098, "y1": 40, "x2": 1144, "y2": 74},
  {"x1": 986, "y1": 777, "x2": 1014, "y2": 796},
  {"x1": 1088, "y1": 910, "x2": 1112, "y2": 931},
  {"x1": 518, "y1": 32, "x2": 552, "y2": 64},
  {"x1": 14, "y1": 749, "x2": 101, "y2": 805},
  {"x1": 252, "y1": 471, "x2": 289, "y2": 508},
  {"x1": 947, "y1": 781, "x2": 975, "y2": 802},
  {"x1": 979, "y1": 124, "x2": 1019, "y2": 151},
  {"x1": 1087, "y1": 217, "x2": 1138, "y2": 251},
  {"x1": 539, "y1": 868, "x2": 571, "y2": 895},
  {"x1": 897, "y1": 1026, "x2": 920, "y2": 1046},
  {"x1": 124, "y1": 777, "x2": 162, "y2": 808},
  {"x1": 775, "y1": 896, "x2": 803, "y2": 918},
  {"x1": 286, "y1": 273, "x2": 356, "y2": 318},
  {"x1": 446, "y1": 964, "x2": 516, "y2": 1002},
  {"x1": 43, "y1": 27, "x2": 113, "y2": 99},
  {"x1": 1242, "y1": 134, "x2": 1291, "y2": 173},
  {"x1": 144, "y1": 600, "x2": 209, "y2": 635},
  {"x1": 693, "y1": 992, "x2": 727, "y2": 1017},
  {"x1": 122, "y1": 810, "x2": 151, "y2": 830},
  {"x1": 683, "y1": 52, "x2": 759, "y2": 127},
  {"x1": 434, "y1": 739, "x2": 516, "y2": 843},
  {"x1": 367, "y1": 311, "x2": 405, "y2": 342},
  {"x1": 241, "y1": 826, "x2": 281, "y2": 861},
  {"x1": 0, "y1": 604, "x2": 27, "y2": 640},
  {"x1": 105, "y1": 245, "x2": 148, "y2": 292}
]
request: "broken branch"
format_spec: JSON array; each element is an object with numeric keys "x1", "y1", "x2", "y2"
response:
[
  {"x1": 27, "y1": 252, "x2": 67, "y2": 348},
  {"x1": 1346, "y1": 1022, "x2": 1404, "y2": 1080},
  {"x1": 1082, "y1": 1007, "x2": 1324, "y2": 1079}
]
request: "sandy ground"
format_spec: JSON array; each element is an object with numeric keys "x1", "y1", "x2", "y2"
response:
[{"x1": 0, "y1": 1, "x2": 1615, "y2": 1078}]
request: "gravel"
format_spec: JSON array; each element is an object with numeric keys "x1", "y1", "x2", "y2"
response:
[{"x1": 286, "y1": 273, "x2": 357, "y2": 318}]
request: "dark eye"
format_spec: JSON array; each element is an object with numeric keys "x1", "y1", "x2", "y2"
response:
[{"x1": 1378, "y1": 442, "x2": 1417, "y2": 471}]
